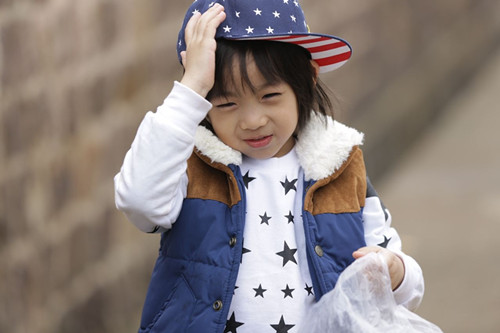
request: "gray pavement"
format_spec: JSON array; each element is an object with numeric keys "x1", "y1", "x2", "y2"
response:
[{"x1": 377, "y1": 46, "x2": 500, "y2": 332}]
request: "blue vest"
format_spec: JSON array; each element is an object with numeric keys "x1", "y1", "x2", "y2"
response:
[{"x1": 138, "y1": 150, "x2": 367, "y2": 333}]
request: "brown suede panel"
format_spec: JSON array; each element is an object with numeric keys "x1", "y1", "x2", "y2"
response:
[
  {"x1": 186, "y1": 147, "x2": 365, "y2": 212},
  {"x1": 304, "y1": 147, "x2": 367, "y2": 215},
  {"x1": 185, "y1": 150, "x2": 242, "y2": 207}
]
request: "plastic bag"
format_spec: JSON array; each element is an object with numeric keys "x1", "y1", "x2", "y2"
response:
[{"x1": 299, "y1": 253, "x2": 443, "y2": 333}]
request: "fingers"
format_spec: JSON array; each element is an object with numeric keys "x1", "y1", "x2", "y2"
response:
[
  {"x1": 352, "y1": 246, "x2": 380, "y2": 259},
  {"x1": 184, "y1": 4, "x2": 226, "y2": 45},
  {"x1": 353, "y1": 246, "x2": 405, "y2": 291},
  {"x1": 183, "y1": 11, "x2": 201, "y2": 43},
  {"x1": 182, "y1": 4, "x2": 225, "y2": 71},
  {"x1": 179, "y1": 4, "x2": 226, "y2": 97}
]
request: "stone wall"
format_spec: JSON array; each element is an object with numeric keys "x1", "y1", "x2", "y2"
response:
[{"x1": 1, "y1": 0, "x2": 499, "y2": 332}]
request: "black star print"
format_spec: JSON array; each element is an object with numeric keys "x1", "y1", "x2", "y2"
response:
[
  {"x1": 260, "y1": 212, "x2": 272, "y2": 225},
  {"x1": 253, "y1": 284, "x2": 267, "y2": 298},
  {"x1": 304, "y1": 283, "x2": 314, "y2": 296},
  {"x1": 241, "y1": 247, "x2": 251, "y2": 263},
  {"x1": 242, "y1": 171, "x2": 256, "y2": 189},
  {"x1": 148, "y1": 225, "x2": 161, "y2": 233},
  {"x1": 378, "y1": 235, "x2": 392, "y2": 248},
  {"x1": 383, "y1": 207, "x2": 389, "y2": 222},
  {"x1": 270, "y1": 315, "x2": 295, "y2": 333},
  {"x1": 284, "y1": 211, "x2": 294, "y2": 224},
  {"x1": 281, "y1": 284, "x2": 294, "y2": 298},
  {"x1": 225, "y1": 312, "x2": 244, "y2": 333},
  {"x1": 276, "y1": 241, "x2": 297, "y2": 266},
  {"x1": 280, "y1": 177, "x2": 298, "y2": 195}
]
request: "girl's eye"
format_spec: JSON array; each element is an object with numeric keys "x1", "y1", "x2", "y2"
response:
[
  {"x1": 216, "y1": 102, "x2": 236, "y2": 108},
  {"x1": 263, "y1": 92, "x2": 281, "y2": 99}
]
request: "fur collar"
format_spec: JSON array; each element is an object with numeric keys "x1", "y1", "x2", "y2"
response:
[{"x1": 194, "y1": 113, "x2": 364, "y2": 181}]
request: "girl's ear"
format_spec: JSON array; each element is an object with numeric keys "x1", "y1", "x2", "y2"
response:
[{"x1": 310, "y1": 60, "x2": 320, "y2": 84}]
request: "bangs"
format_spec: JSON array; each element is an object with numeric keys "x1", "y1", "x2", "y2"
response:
[{"x1": 207, "y1": 39, "x2": 283, "y2": 101}]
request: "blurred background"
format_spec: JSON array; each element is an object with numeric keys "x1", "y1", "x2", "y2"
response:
[{"x1": 1, "y1": 0, "x2": 499, "y2": 332}]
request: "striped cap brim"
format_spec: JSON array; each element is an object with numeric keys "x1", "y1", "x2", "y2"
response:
[{"x1": 231, "y1": 34, "x2": 352, "y2": 73}]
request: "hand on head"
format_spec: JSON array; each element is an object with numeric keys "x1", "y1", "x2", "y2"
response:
[
  {"x1": 353, "y1": 246, "x2": 405, "y2": 291},
  {"x1": 180, "y1": 4, "x2": 226, "y2": 98}
]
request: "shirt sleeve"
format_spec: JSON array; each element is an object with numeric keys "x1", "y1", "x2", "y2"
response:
[
  {"x1": 114, "y1": 81, "x2": 212, "y2": 233},
  {"x1": 362, "y1": 177, "x2": 425, "y2": 311}
]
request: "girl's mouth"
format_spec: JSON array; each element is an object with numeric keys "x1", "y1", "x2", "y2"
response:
[{"x1": 244, "y1": 135, "x2": 273, "y2": 148}]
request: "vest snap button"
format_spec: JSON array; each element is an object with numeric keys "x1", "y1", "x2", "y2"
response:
[
  {"x1": 229, "y1": 236, "x2": 237, "y2": 247},
  {"x1": 213, "y1": 300, "x2": 223, "y2": 311},
  {"x1": 315, "y1": 245, "x2": 324, "y2": 257}
]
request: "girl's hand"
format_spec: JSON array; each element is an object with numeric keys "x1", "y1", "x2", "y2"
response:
[
  {"x1": 180, "y1": 4, "x2": 226, "y2": 98},
  {"x1": 353, "y1": 246, "x2": 405, "y2": 291}
]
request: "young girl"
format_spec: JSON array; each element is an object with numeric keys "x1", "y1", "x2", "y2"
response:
[{"x1": 115, "y1": 1, "x2": 424, "y2": 332}]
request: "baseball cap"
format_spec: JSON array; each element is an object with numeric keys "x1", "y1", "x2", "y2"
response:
[{"x1": 177, "y1": 0, "x2": 352, "y2": 73}]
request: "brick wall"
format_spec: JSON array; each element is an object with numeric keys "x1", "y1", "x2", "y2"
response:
[{"x1": 1, "y1": 1, "x2": 499, "y2": 332}]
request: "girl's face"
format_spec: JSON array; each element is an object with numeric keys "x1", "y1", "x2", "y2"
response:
[{"x1": 207, "y1": 57, "x2": 299, "y2": 159}]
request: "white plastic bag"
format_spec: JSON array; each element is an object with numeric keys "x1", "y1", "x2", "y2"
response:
[{"x1": 299, "y1": 253, "x2": 442, "y2": 333}]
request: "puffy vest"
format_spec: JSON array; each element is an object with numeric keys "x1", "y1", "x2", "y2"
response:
[{"x1": 138, "y1": 146, "x2": 367, "y2": 333}]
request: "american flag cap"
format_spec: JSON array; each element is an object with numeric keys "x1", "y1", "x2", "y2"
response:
[{"x1": 177, "y1": 0, "x2": 352, "y2": 73}]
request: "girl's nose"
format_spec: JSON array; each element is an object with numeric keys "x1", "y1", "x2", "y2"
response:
[{"x1": 239, "y1": 108, "x2": 268, "y2": 130}]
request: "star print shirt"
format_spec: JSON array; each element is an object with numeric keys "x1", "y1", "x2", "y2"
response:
[{"x1": 226, "y1": 148, "x2": 312, "y2": 332}]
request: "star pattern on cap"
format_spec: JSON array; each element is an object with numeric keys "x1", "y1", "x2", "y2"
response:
[
  {"x1": 254, "y1": 8, "x2": 262, "y2": 16},
  {"x1": 245, "y1": 26, "x2": 254, "y2": 34}
]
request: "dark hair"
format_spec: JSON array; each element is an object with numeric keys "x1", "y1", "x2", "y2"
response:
[{"x1": 205, "y1": 39, "x2": 333, "y2": 134}]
